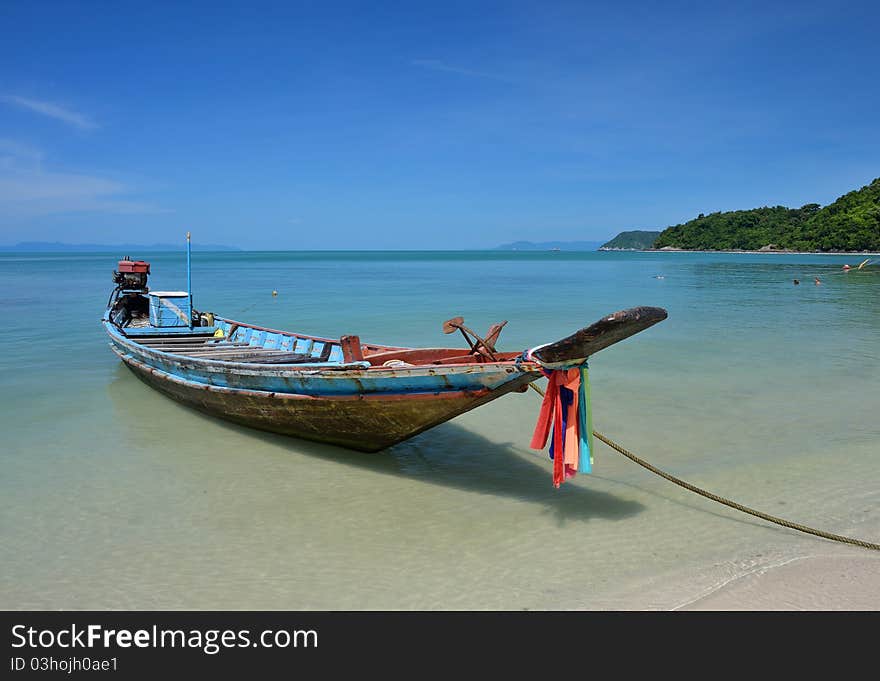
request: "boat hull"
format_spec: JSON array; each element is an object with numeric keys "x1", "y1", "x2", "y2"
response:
[
  {"x1": 104, "y1": 258, "x2": 665, "y2": 455},
  {"x1": 114, "y1": 347, "x2": 535, "y2": 451}
]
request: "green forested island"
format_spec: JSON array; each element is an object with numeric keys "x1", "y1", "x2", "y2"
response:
[
  {"x1": 599, "y1": 230, "x2": 662, "y2": 250},
  {"x1": 652, "y1": 177, "x2": 880, "y2": 252}
]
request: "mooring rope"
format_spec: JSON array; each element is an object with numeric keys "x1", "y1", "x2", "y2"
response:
[
  {"x1": 593, "y1": 430, "x2": 880, "y2": 551},
  {"x1": 527, "y1": 382, "x2": 880, "y2": 551}
]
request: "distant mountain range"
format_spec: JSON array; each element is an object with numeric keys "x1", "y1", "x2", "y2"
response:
[
  {"x1": 494, "y1": 240, "x2": 606, "y2": 251},
  {"x1": 0, "y1": 241, "x2": 241, "y2": 252}
]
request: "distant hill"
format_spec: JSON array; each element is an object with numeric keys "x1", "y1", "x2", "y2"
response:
[
  {"x1": 653, "y1": 178, "x2": 880, "y2": 252},
  {"x1": 494, "y1": 240, "x2": 605, "y2": 251},
  {"x1": 0, "y1": 241, "x2": 241, "y2": 252},
  {"x1": 599, "y1": 230, "x2": 662, "y2": 250}
]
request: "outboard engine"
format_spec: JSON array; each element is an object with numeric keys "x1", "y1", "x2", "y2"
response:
[
  {"x1": 113, "y1": 256, "x2": 150, "y2": 291},
  {"x1": 108, "y1": 256, "x2": 151, "y2": 327}
]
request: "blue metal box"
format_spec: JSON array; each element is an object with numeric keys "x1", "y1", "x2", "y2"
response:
[{"x1": 149, "y1": 291, "x2": 192, "y2": 327}]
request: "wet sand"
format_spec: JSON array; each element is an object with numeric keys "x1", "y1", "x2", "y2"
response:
[{"x1": 677, "y1": 554, "x2": 880, "y2": 610}]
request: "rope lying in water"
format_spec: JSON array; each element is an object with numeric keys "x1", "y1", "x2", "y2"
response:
[
  {"x1": 593, "y1": 430, "x2": 880, "y2": 551},
  {"x1": 527, "y1": 383, "x2": 880, "y2": 551}
]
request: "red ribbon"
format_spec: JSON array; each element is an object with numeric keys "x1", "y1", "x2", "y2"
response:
[{"x1": 530, "y1": 369, "x2": 582, "y2": 487}]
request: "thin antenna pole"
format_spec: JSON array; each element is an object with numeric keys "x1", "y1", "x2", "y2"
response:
[{"x1": 186, "y1": 231, "x2": 192, "y2": 328}]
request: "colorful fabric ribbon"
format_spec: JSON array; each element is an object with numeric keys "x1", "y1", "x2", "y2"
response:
[{"x1": 529, "y1": 365, "x2": 593, "y2": 487}]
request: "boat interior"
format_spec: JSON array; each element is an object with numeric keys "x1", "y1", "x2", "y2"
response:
[{"x1": 109, "y1": 292, "x2": 521, "y2": 368}]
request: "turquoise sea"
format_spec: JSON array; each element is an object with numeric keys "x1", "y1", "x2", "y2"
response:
[{"x1": 1, "y1": 250, "x2": 878, "y2": 609}]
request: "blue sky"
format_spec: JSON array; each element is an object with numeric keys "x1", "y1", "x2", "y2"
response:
[{"x1": 1, "y1": 0, "x2": 878, "y2": 249}]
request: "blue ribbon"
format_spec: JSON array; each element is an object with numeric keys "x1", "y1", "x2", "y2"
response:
[
  {"x1": 578, "y1": 365, "x2": 592, "y2": 473},
  {"x1": 545, "y1": 364, "x2": 593, "y2": 474}
]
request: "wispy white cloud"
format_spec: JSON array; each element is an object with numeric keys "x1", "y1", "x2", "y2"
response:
[
  {"x1": 0, "y1": 169, "x2": 124, "y2": 201},
  {"x1": 411, "y1": 59, "x2": 509, "y2": 82},
  {"x1": 0, "y1": 138, "x2": 44, "y2": 171},
  {"x1": 1, "y1": 95, "x2": 97, "y2": 130},
  {"x1": 0, "y1": 140, "x2": 168, "y2": 217}
]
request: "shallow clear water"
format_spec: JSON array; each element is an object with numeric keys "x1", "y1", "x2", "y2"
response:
[{"x1": 1, "y1": 250, "x2": 878, "y2": 609}]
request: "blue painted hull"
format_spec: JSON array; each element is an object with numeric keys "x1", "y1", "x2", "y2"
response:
[
  {"x1": 104, "y1": 316, "x2": 541, "y2": 450},
  {"x1": 104, "y1": 255, "x2": 665, "y2": 452}
]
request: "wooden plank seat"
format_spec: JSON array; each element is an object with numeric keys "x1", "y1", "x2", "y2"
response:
[
  {"x1": 131, "y1": 333, "x2": 340, "y2": 364},
  {"x1": 124, "y1": 332, "x2": 216, "y2": 341},
  {"x1": 136, "y1": 337, "x2": 233, "y2": 345},
  {"x1": 180, "y1": 349, "x2": 325, "y2": 363},
  {"x1": 139, "y1": 342, "x2": 252, "y2": 351}
]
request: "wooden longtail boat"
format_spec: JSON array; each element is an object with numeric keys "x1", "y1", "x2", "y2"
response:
[{"x1": 104, "y1": 251, "x2": 666, "y2": 452}]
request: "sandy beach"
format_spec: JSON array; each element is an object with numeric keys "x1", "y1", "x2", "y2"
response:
[
  {"x1": 602, "y1": 248, "x2": 880, "y2": 256},
  {"x1": 678, "y1": 554, "x2": 880, "y2": 611}
]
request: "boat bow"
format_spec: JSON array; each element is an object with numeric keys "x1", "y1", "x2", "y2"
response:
[{"x1": 526, "y1": 306, "x2": 667, "y2": 369}]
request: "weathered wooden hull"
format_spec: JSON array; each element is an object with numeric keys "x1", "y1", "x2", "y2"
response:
[
  {"x1": 114, "y1": 346, "x2": 535, "y2": 451},
  {"x1": 105, "y1": 250, "x2": 667, "y2": 456}
]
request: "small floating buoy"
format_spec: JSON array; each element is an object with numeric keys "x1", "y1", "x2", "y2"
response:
[{"x1": 843, "y1": 264, "x2": 851, "y2": 270}]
